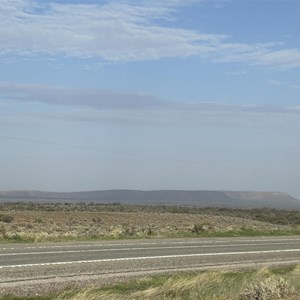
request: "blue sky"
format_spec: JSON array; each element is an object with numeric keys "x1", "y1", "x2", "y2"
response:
[{"x1": 1, "y1": 0, "x2": 300, "y2": 198}]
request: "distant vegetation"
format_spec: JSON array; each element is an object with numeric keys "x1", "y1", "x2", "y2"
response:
[
  {"x1": 1, "y1": 202, "x2": 300, "y2": 225},
  {"x1": 0, "y1": 202, "x2": 300, "y2": 242}
]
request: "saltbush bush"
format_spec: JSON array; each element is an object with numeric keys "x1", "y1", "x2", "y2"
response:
[
  {"x1": 0, "y1": 213, "x2": 14, "y2": 223},
  {"x1": 239, "y1": 276, "x2": 294, "y2": 300}
]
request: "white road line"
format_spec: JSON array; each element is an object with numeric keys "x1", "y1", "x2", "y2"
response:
[
  {"x1": 0, "y1": 240, "x2": 223, "y2": 250},
  {"x1": 0, "y1": 245, "x2": 201, "y2": 256},
  {"x1": 1, "y1": 238, "x2": 300, "y2": 251},
  {"x1": 0, "y1": 237, "x2": 300, "y2": 250},
  {"x1": 1, "y1": 242, "x2": 299, "y2": 256},
  {"x1": 1, "y1": 248, "x2": 300, "y2": 269},
  {"x1": 0, "y1": 241, "x2": 201, "y2": 251}
]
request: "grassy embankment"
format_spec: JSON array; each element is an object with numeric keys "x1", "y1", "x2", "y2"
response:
[
  {"x1": 0, "y1": 202, "x2": 300, "y2": 242},
  {"x1": 1, "y1": 265, "x2": 300, "y2": 299}
]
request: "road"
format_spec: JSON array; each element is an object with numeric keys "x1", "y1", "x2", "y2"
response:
[{"x1": 1, "y1": 236, "x2": 300, "y2": 295}]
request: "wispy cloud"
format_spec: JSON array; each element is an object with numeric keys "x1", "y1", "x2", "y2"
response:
[
  {"x1": 290, "y1": 84, "x2": 300, "y2": 89},
  {"x1": 0, "y1": 82, "x2": 162, "y2": 109},
  {"x1": 1, "y1": 82, "x2": 299, "y2": 119},
  {"x1": 268, "y1": 79, "x2": 284, "y2": 86},
  {"x1": 225, "y1": 70, "x2": 248, "y2": 76},
  {"x1": 255, "y1": 49, "x2": 300, "y2": 69},
  {"x1": 0, "y1": 0, "x2": 223, "y2": 61},
  {"x1": 1, "y1": 0, "x2": 300, "y2": 69},
  {"x1": 268, "y1": 79, "x2": 300, "y2": 89}
]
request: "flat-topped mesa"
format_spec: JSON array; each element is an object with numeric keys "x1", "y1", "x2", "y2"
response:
[{"x1": 0, "y1": 190, "x2": 299, "y2": 210}]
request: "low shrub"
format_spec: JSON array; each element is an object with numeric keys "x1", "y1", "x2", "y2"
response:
[
  {"x1": 192, "y1": 223, "x2": 212, "y2": 234},
  {"x1": 0, "y1": 214, "x2": 14, "y2": 223},
  {"x1": 239, "y1": 276, "x2": 295, "y2": 300}
]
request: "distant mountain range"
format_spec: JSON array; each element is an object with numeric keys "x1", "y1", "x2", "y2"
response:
[{"x1": 0, "y1": 190, "x2": 300, "y2": 210}]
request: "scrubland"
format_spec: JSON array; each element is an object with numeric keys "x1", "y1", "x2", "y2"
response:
[{"x1": 0, "y1": 202, "x2": 300, "y2": 242}]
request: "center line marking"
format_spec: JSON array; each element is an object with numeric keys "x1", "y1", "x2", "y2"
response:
[
  {"x1": 0, "y1": 242, "x2": 299, "y2": 256},
  {"x1": 1, "y1": 238, "x2": 300, "y2": 251},
  {"x1": 1, "y1": 248, "x2": 300, "y2": 269}
]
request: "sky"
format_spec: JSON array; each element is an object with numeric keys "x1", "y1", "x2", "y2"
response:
[{"x1": 0, "y1": 0, "x2": 300, "y2": 198}]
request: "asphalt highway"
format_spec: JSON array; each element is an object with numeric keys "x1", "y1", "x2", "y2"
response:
[{"x1": 1, "y1": 236, "x2": 300, "y2": 295}]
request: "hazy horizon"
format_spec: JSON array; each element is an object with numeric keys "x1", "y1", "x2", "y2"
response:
[{"x1": 1, "y1": 1, "x2": 300, "y2": 198}]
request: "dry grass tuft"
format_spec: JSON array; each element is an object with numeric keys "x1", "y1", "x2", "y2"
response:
[
  {"x1": 1, "y1": 266, "x2": 299, "y2": 300},
  {"x1": 52, "y1": 266, "x2": 300, "y2": 300}
]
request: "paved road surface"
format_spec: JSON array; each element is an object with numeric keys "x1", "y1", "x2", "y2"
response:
[{"x1": 1, "y1": 236, "x2": 300, "y2": 295}]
